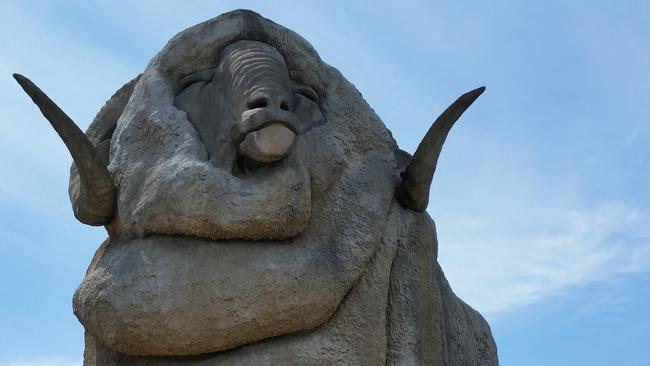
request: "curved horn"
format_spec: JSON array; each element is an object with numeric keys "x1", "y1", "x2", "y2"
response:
[
  {"x1": 13, "y1": 73, "x2": 115, "y2": 225},
  {"x1": 396, "y1": 86, "x2": 485, "y2": 212}
]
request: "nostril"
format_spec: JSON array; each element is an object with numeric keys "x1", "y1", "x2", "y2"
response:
[
  {"x1": 280, "y1": 101, "x2": 290, "y2": 111},
  {"x1": 247, "y1": 98, "x2": 268, "y2": 110}
]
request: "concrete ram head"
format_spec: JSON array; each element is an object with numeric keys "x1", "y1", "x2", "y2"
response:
[{"x1": 14, "y1": 10, "x2": 498, "y2": 366}]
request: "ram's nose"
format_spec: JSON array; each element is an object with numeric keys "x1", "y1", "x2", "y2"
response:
[{"x1": 234, "y1": 94, "x2": 299, "y2": 164}]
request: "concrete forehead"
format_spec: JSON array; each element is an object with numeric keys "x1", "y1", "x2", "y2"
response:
[{"x1": 156, "y1": 10, "x2": 325, "y2": 90}]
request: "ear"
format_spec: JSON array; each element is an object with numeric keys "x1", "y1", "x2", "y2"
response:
[
  {"x1": 395, "y1": 148, "x2": 413, "y2": 173},
  {"x1": 66, "y1": 76, "x2": 140, "y2": 224},
  {"x1": 292, "y1": 85, "x2": 324, "y2": 132}
]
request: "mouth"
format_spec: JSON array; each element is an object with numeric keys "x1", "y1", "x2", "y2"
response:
[
  {"x1": 239, "y1": 123, "x2": 297, "y2": 168},
  {"x1": 234, "y1": 109, "x2": 300, "y2": 171}
]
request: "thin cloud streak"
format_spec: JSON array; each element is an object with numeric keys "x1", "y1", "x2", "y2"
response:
[{"x1": 439, "y1": 204, "x2": 650, "y2": 316}]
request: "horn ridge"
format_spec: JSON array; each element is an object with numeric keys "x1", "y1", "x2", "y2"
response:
[
  {"x1": 13, "y1": 73, "x2": 115, "y2": 225},
  {"x1": 396, "y1": 86, "x2": 485, "y2": 212}
]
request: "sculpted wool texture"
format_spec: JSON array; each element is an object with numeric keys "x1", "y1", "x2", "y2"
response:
[{"x1": 15, "y1": 9, "x2": 498, "y2": 366}]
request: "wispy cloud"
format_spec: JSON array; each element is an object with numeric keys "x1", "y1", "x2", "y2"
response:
[{"x1": 438, "y1": 204, "x2": 650, "y2": 316}]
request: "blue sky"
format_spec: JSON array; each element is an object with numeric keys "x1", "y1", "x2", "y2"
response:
[{"x1": 1, "y1": 1, "x2": 648, "y2": 365}]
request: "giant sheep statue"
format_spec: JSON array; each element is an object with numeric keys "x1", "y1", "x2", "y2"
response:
[{"x1": 14, "y1": 10, "x2": 498, "y2": 366}]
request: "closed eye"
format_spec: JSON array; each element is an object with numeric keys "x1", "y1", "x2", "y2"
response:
[
  {"x1": 178, "y1": 68, "x2": 216, "y2": 91},
  {"x1": 294, "y1": 86, "x2": 319, "y2": 104}
]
